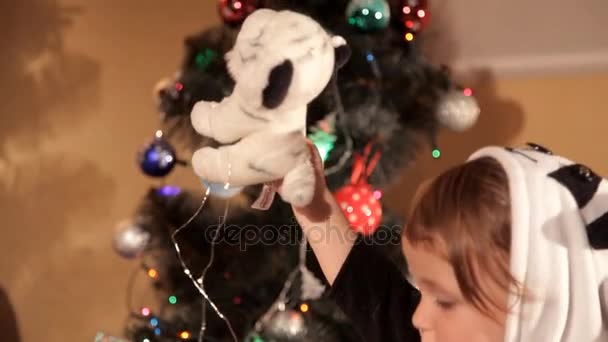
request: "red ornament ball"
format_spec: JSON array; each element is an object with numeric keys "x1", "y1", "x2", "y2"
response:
[
  {"x1": 334, "y1": 183, "x2": 383, "y2": 236},
  {"x1": 399, "y1": 0, "x2": 430, "y2": 33},
  {"x1": 218, "y1": 0, "x2": 261, "y2": 25}
]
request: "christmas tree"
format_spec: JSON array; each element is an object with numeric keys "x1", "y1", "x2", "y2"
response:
[{"x1": 104, "y1": 1, "x2": 480, "y2": 341}]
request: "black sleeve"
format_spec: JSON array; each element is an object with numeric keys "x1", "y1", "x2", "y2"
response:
[{"x1": 328, "y1": 238, "x2": 421, "y2": 342}]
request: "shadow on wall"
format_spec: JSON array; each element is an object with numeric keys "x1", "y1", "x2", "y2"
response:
[
  {"x1": 0, "y1": 155, "x2": 116, "y2": 339},
  {"x1": 388, "y1": 69, "x2": 526, "y2": 215},
  {"x1": 0, "y1": 1, "x2": 117, "y2": 339},
  {"x1": 0, "y1": 0, "x2": 100, "y2": 154},
  {"x1": 0, "y1": 155, "x2": 116, "y2": 274},
  {"x1": 0, "y1": 286, "x2": 20, "y2": 342}
]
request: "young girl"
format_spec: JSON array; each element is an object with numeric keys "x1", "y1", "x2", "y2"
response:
[{"x1": 289, "y1": 142, "x2": 608, "y2": 342}]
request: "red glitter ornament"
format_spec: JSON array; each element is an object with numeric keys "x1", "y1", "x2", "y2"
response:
[
  {"x1": 398, "y1": 0, "x2": 430, "y2": 35},
  {"x1": 218, "y1": 0, "x2": 262, "y2": 25},
  {"x1": 333, "y1": 143, "x2": 383, "y2": 236}
]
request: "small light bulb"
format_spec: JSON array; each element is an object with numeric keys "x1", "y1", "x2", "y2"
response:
[
  {"x1": 179, "y1": 331, "x2": 191, "y2": 339},
  {"x1": 403, "y1": 6, "x2": 411, "y2": 14},
  {"x1": 362, "y1": 8, "x2": 370, "y2": 15},
  {"x1": 417, "y1": 9, "x2": 426, "y2": 18},
  {"x1": 463, "y1": 88, "x2": 473, "y2": 96},
  {"x1": 405, "y1": 33, "x2": 414, "y2": 41},
  {"x1": 300, "y1": 303, "x2": 309, "y2": 313},
  {"x1": 141, "y1": 307, "x2": 151, "y2": 316},
  {"x1": 432, "y1": 149, "x2": 441, "y2": 159},
  {"x1": 233, "y1": 1, "x2": 242, "y2": 10},
  {"x1": 147, "y1": 269, "x2": 158, "y2": 279}
]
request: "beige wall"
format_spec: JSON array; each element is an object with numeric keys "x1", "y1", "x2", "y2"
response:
[
  {"x1": 1, "y1": 1, "x2": 606, "y2": 341},
  {"x1": 387, "y1": 72, "x2": 608, "y2": 214}
]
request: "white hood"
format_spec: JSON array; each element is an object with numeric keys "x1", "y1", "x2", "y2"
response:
[{"x1": 468, "y1": 144, "x2": 608, "y2": 341}]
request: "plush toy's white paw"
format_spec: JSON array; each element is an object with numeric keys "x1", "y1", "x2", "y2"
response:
[
  {"x1": 280, "y1": 160, "x2": 315, "y2": 207},
  {"x1": 191, "y1": 146, "x2": 229, "y2": 185},
  {"x1": 191, "y1": 100, "x2": 217, "y2": 138}
]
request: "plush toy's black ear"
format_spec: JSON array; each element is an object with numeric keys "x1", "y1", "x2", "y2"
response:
[
  {"x1": 332, "y1": 35, "x2": 351, "y2": 69},
  {"x1": 263, "y1": 60, "x2": 293, "y2": 109}
]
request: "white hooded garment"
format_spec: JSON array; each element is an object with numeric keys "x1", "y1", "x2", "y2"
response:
[{"x1": 468, "y1": 144, "x2": 608, "y2": 341}]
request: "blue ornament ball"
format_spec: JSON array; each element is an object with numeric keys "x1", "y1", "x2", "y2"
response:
[
  {"x1": 201, "y1": 179, "x2": 243, "y2": 199},
  {"x1": 138, "y1": 131, "x2": 177, "y2": 178}
]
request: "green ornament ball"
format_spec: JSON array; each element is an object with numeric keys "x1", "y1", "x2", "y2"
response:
[
  {"x1": 244, "y1": 333, "x2": 265, "y2": 342},
  {"x1": 346, "y1": 0, "x2": 390, "y2": 32},
  {"x1": 308, "y1": 130, "x2": 337, "y2": 162}
]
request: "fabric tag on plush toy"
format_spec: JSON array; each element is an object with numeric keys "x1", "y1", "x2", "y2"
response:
[{"x1": 251, "y1": 182, "x2": 278, "y2": 210}]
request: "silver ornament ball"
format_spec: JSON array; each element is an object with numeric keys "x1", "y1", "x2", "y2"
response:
[
  {"x1": 112, "y1": 220, "x2": 150, "y2": 259},
  {"x1": 436, "y1": 91, "x2": 481, "y2": 132},
  {"x1": 263, "y1": 309, "x2": 307, "y2": 339}
]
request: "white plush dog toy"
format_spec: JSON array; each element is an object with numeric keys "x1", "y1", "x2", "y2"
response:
[{"x1": 190, "y1": 9, "x2": 349, "y2": 208}]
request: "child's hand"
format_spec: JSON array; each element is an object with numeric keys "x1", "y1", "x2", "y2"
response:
[
  {"x1": 278, "y1": 140, "x2": 355, "y2": 284},
  {"x1": 279, "y1": 140, "x2": 332, "y2": 223}
]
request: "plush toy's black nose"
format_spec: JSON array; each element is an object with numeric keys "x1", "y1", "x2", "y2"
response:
[{"x1": 263, "y1": 60, "x2": 294, "y2": 109}]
